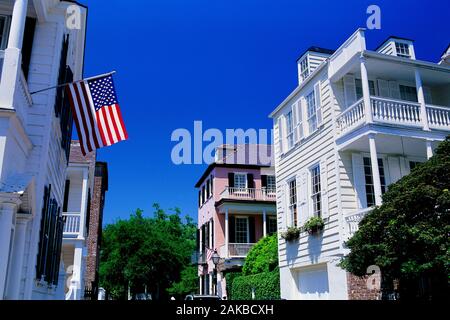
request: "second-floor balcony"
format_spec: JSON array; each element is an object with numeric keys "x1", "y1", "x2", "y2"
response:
[
  {"x1": 63, "y1": 212, "x2": 82, "y2": 238},
  {"x1": 219, "y1": 187, "x2": 276, "y2": 202},
  {"x1": 336, "y1": 96, "x2": 450, "y2": 137}
]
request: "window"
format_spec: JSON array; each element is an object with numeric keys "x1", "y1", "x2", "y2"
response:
[
  {"x1": 206, "y1": 179, "x2": 210, "y2": 198},
  {"x1": 311, "y1": 165, "x2": 322, "y2": 217},
  {"x1": 363, "y1": 157, "x2": 386, "y2": 207},
  {"x1": 235, "y1": 217, "x2": 249, "y2": 243},
  {"x1": 355, "y1": 79, "x2": 376, "y2": 100},
  {"x1": 266, "y1": 175, "x2": 276, "y2": 193},
  {"x1": 299, "y1": 57, "x2": 309, "y2": 81},
  {"x1": 201, "y1": 185, "x2": 205, "y2": 204},
  {"x1": 0, "y1": 15, "x2": 10, "y2": 50},
  {"x1": 306, "y1": 91, "x2": 318, "y2": 133},
  {"x1": 285, "y1": 111, "x2": 294, "y2": 149},
  {"x1": 395, "y1": 42, "x2": 410, "y2": 58},
  {"x1": 288, "y1": 179, "x2": 297, "y2": 227},
  {"x1": 409, "y1": 161, "x2": 422, "y2": 171},
  {"x1": 267, "y1": 217, "x2": 277, "y2": 235},
  {"x1": 234, "y1": 173, "x2": 247, "y2": 190},
  {"x1": 399, "y1": 85, "x2": 418, "y2": 102}
]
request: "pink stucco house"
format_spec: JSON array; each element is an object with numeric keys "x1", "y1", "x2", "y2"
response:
[{"x1": 194, "y1": 144, "x2": 276, "y2": 298}]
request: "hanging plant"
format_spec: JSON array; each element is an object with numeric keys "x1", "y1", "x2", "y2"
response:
[
  {"x1": 303, "y1": 216, "x2": 325, "y2": 235},
  {"x1": 281, "y1": 227, "x2": 301, "y2": 242}
]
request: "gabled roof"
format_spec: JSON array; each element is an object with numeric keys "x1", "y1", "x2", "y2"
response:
[{"x1": 375, "y1": 35, "x2": 415, "y2": 51}]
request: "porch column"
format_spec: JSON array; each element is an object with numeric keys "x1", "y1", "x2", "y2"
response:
[
  {"x1": 68, "y1": 244, "x2": 84, "y2": 300},
  {"x1": 0, "y1": 202, "x2": 18, "y2": 299},
  {"x1": 360, "y1": 55, "x2": 373, "y2": 123},
  {"x1": 414, "y1": 68, "x2": 430, "y2": 131},
  {"x1": 79, "y1": 168, "x2": 89, "y2": 239},
  {"x1": 5, "y1": 214, "x2": 31, "y2": 299},
  {"x1": 0, "y1": 0, "x2": 28, "y2": 108},
  {"x1": 262, "y1": 209, "x2": 267, "y2": 238},
  {"x1": 368, "y1": 134, "x2": 382, "y2": 206},
  {"x1": 426, "y1": 140, "x2": 433, "y2": 159},
  {"x1": 224, "y1": 208, "x2": 229, "y2": 258}
]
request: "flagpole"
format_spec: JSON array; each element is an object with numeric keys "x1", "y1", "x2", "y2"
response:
[{"x1": 29, "y1": 70, "x2": 116, "y2": 95}]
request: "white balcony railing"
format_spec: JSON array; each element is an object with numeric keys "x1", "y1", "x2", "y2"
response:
[
  {"x1": 427, "y1": 105, "x2": 450, "y2": 129},
  {"x1": 336, "y1": 96, "x2": 450, "y2": 137},
  {"x1": 336, "y1": 98, "x2": 365, "y2": 135},
  {"x1": 219, "y1": 187, "x2": 276, "y2": 202},
  {"x1": 344, "y1": 207, "x2": 373, "y2": 238},
  {"x1": 371, "y1": 96, "x2": 422, "y2": 127},
  {"x1": 63, "y1": 212, "x2": 81, "y2": 236},
  {"x1": 228, "y1": 243, "x2": 255, "y2": 257}
]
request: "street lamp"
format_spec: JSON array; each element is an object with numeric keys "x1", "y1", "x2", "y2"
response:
[{"x1": 211, "y1": 250, "x2": 220, "y2": 296}]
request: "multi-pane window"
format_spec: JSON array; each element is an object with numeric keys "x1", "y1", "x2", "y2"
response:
[
  {"x1": 409, "y1": 161, "x2": 422, "y2": 171},
  {"x1": 285, "y1": 111, "x2": 294, "y2": 149},
  {"x1": 363, "y1": 157, "x2": 386, "y2": 207},
  {"x1": 355, "y1": 79, "x2": 376, "y2": 100},
  {"x1": 266, "y1": 175, "x2": 276, "y2": 193},
  {"x1": 311, "y1": 165, "x2": 322, "y2": 217},
  {"x1": 267, "y1": 217, "x2": 277, "y2": 235},
  {"x1": 234, "y1": 173, "x2": 247, "y2": 190},
  {"x1": 0, "y1": 15, "x2": 10, "y2": 50},
  {"x1": 288, "y1": 179, "x2": 297, "y2": 227},
  {"x1": 235, "y1": 217, "x2": 249, "y2": 243},
  {"x1": 395, "y1": 42, "x2": 410, "y2": 58},
  {"x1": 399, "y1": 85, "x2": 418, "y2": 102},
  {"x1": 299, "y1": 58, "x2": 309, "y2": 81},
  {"x1": 306, "y1": 91, "x2": 317, "y2": 133}
]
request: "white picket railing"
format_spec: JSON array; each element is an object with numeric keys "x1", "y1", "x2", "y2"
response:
[
  {"x1": 427, "y1": 105, "x2": 450, "y2": 129},
  {"x1": 371, "y1": 96, "x2": 421, "y2": 126},
  {"x1": 336, "y1": 96, "x2": 450, "y2": 137},
  {"x1": 344, "y1": 207, "x2": 373, "y2": 238},
  {"x1": 220, "y1": 187, "x2": 276, "y2": 201},
  {"x1": 63, "y1": 212, "x2": 81, "y2": 235},
  {"x1": 336, "y1": 98, "x2": 365, "y2": 135}
]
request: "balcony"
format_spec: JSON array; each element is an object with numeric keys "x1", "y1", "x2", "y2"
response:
[
  {"x1": 344, "y1": 207, "x2": 372, "y2": 239},
  {"x1": 219, "y1": 243, "x2": 256, "y2": 258},
  {"x1": 219, "y1": 187, "x2": 276, "y2": 202},
  {"x1": 63, "y1": 212, "x2": 81, "y2": 237},
  {"x1": 336, "y1": 96, "x2": 450, "y2": 137}
]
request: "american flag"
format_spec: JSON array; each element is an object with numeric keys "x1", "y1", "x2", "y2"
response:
[
  {"x1": 66, "y1": 75, "x2": 128, "y2": 155},
  {"x1": 206, "y1": 247, "x2": 214, "y2": 261}
]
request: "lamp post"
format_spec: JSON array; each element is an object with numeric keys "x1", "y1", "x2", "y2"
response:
[{"x1": 211, "y1": 250, "x2": 220, "y2": 296}]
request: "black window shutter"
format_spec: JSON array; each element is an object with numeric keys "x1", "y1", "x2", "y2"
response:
[
  {"x1": 196, "y1": 229, "x2": 200, "y2": 251},
  {"x1": 62, "y1": 180, "x2": 70, "y2": 212},
  {"x1": 228, "y1": 173, "x2": 234, "y2": 188},
  {"x1": 198, "y1": 190, "x2": 201, "y2": 207},
  {"x1": 210, "y1": 176, "x2": 214, "y2": 194},
  {"x1": 247, "y1": 174, "x2": 254, "y2": 189},
  {"x1": 201, "y1": 224, "x2": 206, "y2": 255},
  {"x1": 205, "y1": 222, "x2": 209, "y2": 248},
  {"x1": 248, "y1": 217, "x2": 255, "y2": 243},
  {"x1": 261, "y1": 175, "x2": 267, "y2": 188},
  {"x1": 36, "y1": 185, "x2": 50, "y2": 279},
  {"x1": 229, "y1": 216, "x2": 236, "y2": 243},
  {"x1": 21, "y1": 17, "x2": 36, "y2": 79}
]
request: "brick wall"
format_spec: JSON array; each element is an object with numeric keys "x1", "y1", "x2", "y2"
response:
[
  {"x1": 84, "y1": 162, "x2": 108, "y2": 290},
  {"x1": 347, "y1": 273, "x2": 381, "y2": 300}
]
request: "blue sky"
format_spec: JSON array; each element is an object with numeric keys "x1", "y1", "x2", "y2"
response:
[{"x1": 79, "y1": 0, "x2": 449, "y2": 224}]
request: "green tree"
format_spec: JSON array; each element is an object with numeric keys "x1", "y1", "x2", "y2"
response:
[
  {"x1": 167, "y1": 265, "x2": 199, "y2": 298},
  {"x1": 340, "y1": 137, "x2": 450, "y2": 300},
  {"x1": 99, "y1": 204, "x2": 198, "y2": 300},
  {"x1": 242, "y1": 233, "x2": 278, "y2": 275}
]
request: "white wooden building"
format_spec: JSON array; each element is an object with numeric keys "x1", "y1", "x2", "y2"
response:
[
  {"x1": 0, "y1": 0, "x2": 86, "y2": 299},
  {"x1": 270, "y1": 29, "x2": 450, "y2": 300}
]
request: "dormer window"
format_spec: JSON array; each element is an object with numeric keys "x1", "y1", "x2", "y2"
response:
[
  {"x1": 395, "y1": 42, "x2": 410, "y2": 58},
  {"x1": 299, "y1": 58, "x2": 309, "y2": 81}
]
